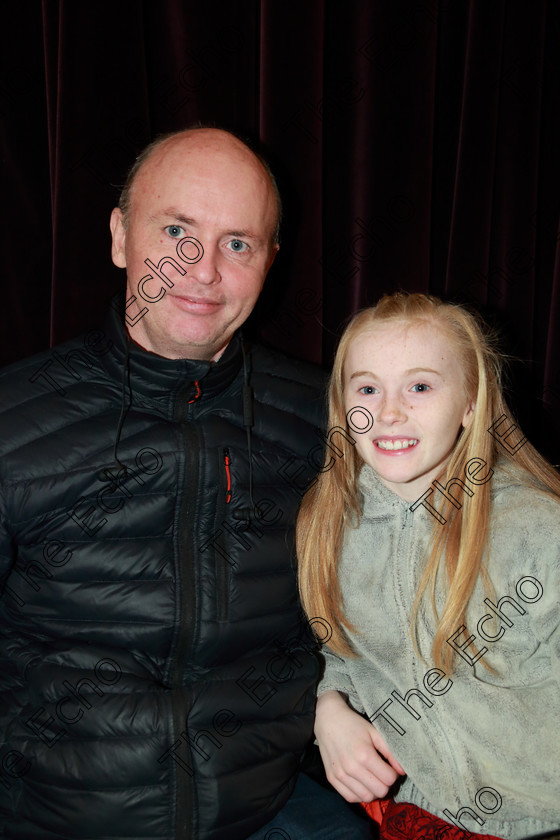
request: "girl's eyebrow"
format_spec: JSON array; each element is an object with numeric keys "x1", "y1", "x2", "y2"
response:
[
  {"x1": 348, "y1": 367, "x2": 443, "y2": 380},
  {"x1": 404, "y1": 367, "x2": 443, "y2": 377}
]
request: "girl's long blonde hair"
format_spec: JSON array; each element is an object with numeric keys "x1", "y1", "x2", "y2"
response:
[{"x1": 297, "y1": 292, "x2": 560, "y2": 672}]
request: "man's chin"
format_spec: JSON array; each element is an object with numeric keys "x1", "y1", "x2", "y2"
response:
[
  {"x1": 147, "y1": 326, "x2": 233, "y2": 361},
  {"x1": 125, "y1": 305, "x2": 240, "y2": 359}
]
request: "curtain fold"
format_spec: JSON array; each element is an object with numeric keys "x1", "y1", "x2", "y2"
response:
[{"x1": 2, "y1": 0, "x2": 559, "y2": 460}]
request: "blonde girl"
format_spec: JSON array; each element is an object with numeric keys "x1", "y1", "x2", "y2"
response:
[{"x1": 298, "y1": 293, "x2": 560, "y2": 840}]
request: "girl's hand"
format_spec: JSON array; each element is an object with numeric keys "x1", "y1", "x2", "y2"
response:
[{"x1": 315, "y1": 690, "x2": 406, "y2": 803}]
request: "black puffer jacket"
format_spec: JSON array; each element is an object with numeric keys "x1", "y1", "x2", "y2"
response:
[{"x1": 0, "y1": 303, "x2": 326, "y2": 839}]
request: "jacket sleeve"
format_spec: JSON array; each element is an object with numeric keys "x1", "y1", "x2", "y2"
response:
[
  {"x1": 0, "y1": 483, "x2": 13, "y2": 593},
  {"x1": 318, "y1": 646, "x2": 365, "y2": 713},
  {"x1": 0, "y1": 485, "x2": 23, "y2": 831}
]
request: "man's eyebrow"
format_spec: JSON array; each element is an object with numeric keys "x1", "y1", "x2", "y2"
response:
[
  {"x1": 349, "y1": 367, "x2": 443, "y2": 380},
  {"x1": 224, "y1": 229, "x2": 261, "y2": 240},
  {"x1": 155, "y1": 210, "x2": 196, "y2": 226}
]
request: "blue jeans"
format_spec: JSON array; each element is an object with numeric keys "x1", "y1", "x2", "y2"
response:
[{"x1": 245, "y1": 772, "x2": 373, "y2": 839}]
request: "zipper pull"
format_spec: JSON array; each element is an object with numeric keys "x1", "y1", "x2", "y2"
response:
[
  {"x1": 224, "y1": 448, "x2": 232, "y2": 504},
  {"x1": 187, "y1": 380, "x2": 202, "y2": 404}
]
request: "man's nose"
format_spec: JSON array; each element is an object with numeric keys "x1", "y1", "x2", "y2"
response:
[{"x1": 187, "y1": 243, "x2": 221, "y2": 285}]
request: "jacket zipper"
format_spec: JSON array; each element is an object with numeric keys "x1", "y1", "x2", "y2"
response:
[
  {"x1": 171, "y1": 391, "x2": 200, "y2": 839},
  {"x1": 171, "y1": 686, "x2": 192, "y2": 839}
]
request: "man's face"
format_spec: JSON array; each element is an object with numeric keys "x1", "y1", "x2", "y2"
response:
[
  {"x1": 343, "y1": 320, "x2": 474, "y2": 502},
  {"x1": 110, "y1": 131, "x2": 279, "y2": 360}
]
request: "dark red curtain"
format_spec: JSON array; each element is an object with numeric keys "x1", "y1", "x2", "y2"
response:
[{"x1": 2, "y1": 0, "x2": 560, "y2": 461}]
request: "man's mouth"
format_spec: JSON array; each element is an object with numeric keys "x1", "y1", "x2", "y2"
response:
[
  {"x1": 374, "y1": 438, "x2": 419, "y2": 451},
  {"x1": 172, "y1": 294, "x2": 222, "y2": 304},
  {"x1": 169, "y1": 294, "x2": 223, "y2": 312}
]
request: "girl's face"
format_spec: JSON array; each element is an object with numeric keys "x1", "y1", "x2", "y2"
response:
[{"x1": 343, "y1": 319, "x2": 475, "y2": 502}]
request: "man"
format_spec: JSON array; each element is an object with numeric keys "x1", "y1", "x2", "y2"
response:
[{"x1": 0, "y1": 129, "x2": 371, "y2": 838}]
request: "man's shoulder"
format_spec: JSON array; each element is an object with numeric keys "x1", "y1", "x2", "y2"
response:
[
  {"x1": 248, "y1": 342, "x2": 327, "y2": 425},
  {"x1": 0, "y1": 331, "x2": 117, "y2": 463},
  {"x1": 249, "y1": 341, "x2": 326, "y2": 390},
  {"x1": 0, "y1": 329, "x2": 114, "y2": 406}
]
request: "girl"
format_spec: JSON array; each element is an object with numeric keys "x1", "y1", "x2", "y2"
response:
[{"x1": 297, "y1": 293, "x2": 560, "y2": 840}]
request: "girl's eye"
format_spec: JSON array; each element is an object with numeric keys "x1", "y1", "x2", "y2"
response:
[
  {"x1": 164, "y1": 225, "x2": 186, "y2": 238},
  {"x1": 359, "y1": 386, "x2": 377, "y2": 395},
  {"x1": 411, "y1": 383, "x2": 430, "y2": 392},
  {"x1": 227, "y1": 239, "x2": 249, "y2": 253}
]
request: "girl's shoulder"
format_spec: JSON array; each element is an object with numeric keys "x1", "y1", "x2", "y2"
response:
[
  {"x1": 490, "y1": 459, "x2": 560, "y2": 520},
  {"x1": 486, "y1": 462, "x2": 559, "y2": 635},
  {"x1": 489, "y1": 460, "x2": 560, "y2": 583}
]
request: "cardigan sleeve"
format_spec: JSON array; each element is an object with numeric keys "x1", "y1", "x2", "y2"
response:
[
  {"x1": 517, "y1": 493, "x2": 560, "y2": 684},
  {"x1": 317, "y1": 646, "x2": 365, "y2": 713}
]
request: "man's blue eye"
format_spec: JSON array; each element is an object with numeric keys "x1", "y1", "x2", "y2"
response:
[
  {"x1": 229, "y1": 239, "x2": 248, "y2": 252},
  {"x1": 411, "y1": 383, "x2": 430, "y2": 392},
  {"x1": 165, "y1": 225, "x2": 185, "y2": 238}
]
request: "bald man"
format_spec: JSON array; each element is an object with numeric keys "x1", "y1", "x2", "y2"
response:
[{"x1": 0, "y1": 130, "x2": 371, "y2": 839}]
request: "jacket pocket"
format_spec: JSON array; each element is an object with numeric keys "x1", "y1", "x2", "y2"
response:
[{"x1": 215, "y1": 448, "x2": 232, "y2": 621}]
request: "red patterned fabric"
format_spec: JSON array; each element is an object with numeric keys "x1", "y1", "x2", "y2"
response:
[{"x1": 361, "y1": 798, "x2": 505, "y2": 840}]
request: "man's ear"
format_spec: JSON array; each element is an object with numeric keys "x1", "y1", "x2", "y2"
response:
[
  {"x1": 110, "y1": 208, "x2": 127, "y2": 268},
  {"x1": 265, "y1": 242, "x2": 280, "y2": 274}
]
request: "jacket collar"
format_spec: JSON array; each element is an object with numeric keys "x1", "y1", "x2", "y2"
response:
[
  {"x1": 100, "y1": 295, "x2": 244, "y2": 403},
  {"x1": 358, "y1": 464, "x2": 412, "y2": 519},
  {"x1": 358, "y1": 458, "x2": 524, "y2": 522}
]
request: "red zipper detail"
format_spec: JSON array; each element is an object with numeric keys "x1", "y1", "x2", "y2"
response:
[
  {"x1": 187, "y1": 380, "x2": 201, "y2": 404},
  {"x1": 224, "y1": 448, "x2": 232, "y2": 504}
]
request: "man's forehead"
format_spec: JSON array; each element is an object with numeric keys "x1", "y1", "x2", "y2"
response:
[
  {"x1": 122, "y1": 128, "x2": 280, "y2": 244},
  {"x1": 138, "y1": 130, "x2": 263, "y2": 180}
]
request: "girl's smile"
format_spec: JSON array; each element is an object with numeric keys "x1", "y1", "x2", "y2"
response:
[{"x1": 373, "y1": 436, "x2": 419, "y2": 452}]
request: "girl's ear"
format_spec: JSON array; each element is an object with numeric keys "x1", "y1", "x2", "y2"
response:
[{"x1": 462, "y1": 399, "x2": 476, "y2": 428}]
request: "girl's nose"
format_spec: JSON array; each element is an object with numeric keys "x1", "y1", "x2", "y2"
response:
[{"x1": 377, "y1": 396, "x2": 406, "y2": 424}]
